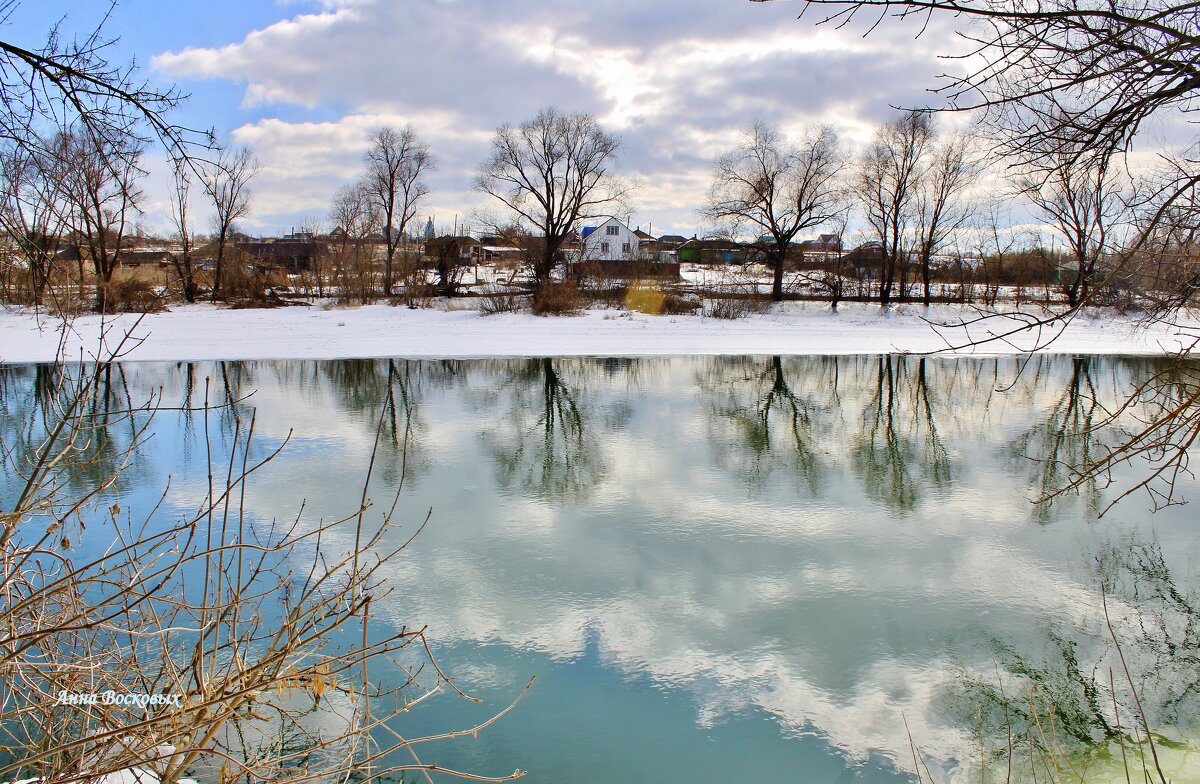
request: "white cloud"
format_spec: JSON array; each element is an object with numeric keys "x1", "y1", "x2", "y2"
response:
[{"x1": 149, "y1": 0, "x2": 962, "y2": 235}]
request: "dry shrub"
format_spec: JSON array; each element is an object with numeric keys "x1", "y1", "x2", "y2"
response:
[
  {"x1": 704, "y1": 291, "x2": 769, "y2": 319},
  {"x1": 389, "y1": 278, "x2": 434, "y2": 309},
  {"x1": 220, "y1": 262, "x2": 284, "y2": 306},
  {"x1": 0, "y1": 266, "x2": 87, "y2": 313},
  {"x1": 580, "y1": 281, "x2": 627, "y2": 308},
  {"x1": 662, "y1": 291, "x2": 701, "y2": 315},
  {"x1": 478, "y1": 285, "x2": 525, "y2": 315},
  {"x1": 531, "y1": 280, "x2": 584, "y2": 316},
  {"x1": 0, "y1": 265, "x2": 39, "y2": 306},
  {"x1": 98, "y1": 277, "x2": 167, "y2": 314}
]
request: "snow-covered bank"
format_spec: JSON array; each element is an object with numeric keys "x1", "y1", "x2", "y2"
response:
[{"x1": 2, "y1": 302, "x2": 1197, "y2": 364}]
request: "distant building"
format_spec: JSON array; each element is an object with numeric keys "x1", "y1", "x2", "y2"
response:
[
  {"x1": 677, "y1": 237, "x2": 753, "y2": 265},
  {"x1": 838, "y1": 241, "x2": 884, "y2": 275},
  {"x1": 423, "y1": 235, "x2": 481, "y2": 261},
  {"x1": 243, "y1": 240, "x2": 323, "y2": 271},
  {"x1": 798, "y1": 234, "x2": 842, "y2": 254},
  {"x1": 580, "y1": 217, "x2": 639, "y2": 262},
  {"x1": 116, "y1": 249, "x2": 172, "y2": 267}
]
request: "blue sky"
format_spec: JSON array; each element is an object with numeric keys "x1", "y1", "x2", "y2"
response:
[{"x1": 4, "y1": 0, "x2": 964, "y2": 238}]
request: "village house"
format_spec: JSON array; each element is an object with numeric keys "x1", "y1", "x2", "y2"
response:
[
  {"x1": 580, "y1": 217, "x2": 639, "y2": 262},
  {"x1": 243, "y1": 239, "x2": 324, "y2": 272},
  {"x1": 677, "y1": 237, "x2": 754, "y2": 265},
  {"x1": 423, "y1": 235, "x2": 481, "y2": 262}
]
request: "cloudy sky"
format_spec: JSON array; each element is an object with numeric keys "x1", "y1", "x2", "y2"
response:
[{"x1": 8, "y1": 0, "x2": 962, "y2": 238}]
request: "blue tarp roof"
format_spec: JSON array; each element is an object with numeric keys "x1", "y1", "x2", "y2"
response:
[{"x1": 581, "y1": 226, "x2": 597, "y2": 238}]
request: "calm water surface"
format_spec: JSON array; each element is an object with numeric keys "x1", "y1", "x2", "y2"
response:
[{"x1": 2, "y1": 355, "x2": 1198, "y2": 782}]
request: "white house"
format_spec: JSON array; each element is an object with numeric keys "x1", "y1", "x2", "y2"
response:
[{"x1": 580, "y1": 217, "x2": 639, "y2": 262}]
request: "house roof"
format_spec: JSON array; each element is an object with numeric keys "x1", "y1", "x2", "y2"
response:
[
  {"x1": 426, "y1": 235, "x2": 479, "y2": 245},
  {"x1": 582, "y1": 216, "x2": 633, "y2": 240},
  {"x1": 679, "y1": 238, "x2": 748, "y2": 251},
  {"x1": 244, "y1": 241, "x2": 321, "y2": 259}
]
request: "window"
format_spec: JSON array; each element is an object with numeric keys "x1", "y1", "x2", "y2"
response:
[
  {"x1": 601, "y1": 242, "x2": 610, "y2": 254},
  {"x1": 621, "y1": 243, "x2": 630, "y2": 254},
  {"x1": 606, "y1": 225, "x2": 620, "y2": 236}
]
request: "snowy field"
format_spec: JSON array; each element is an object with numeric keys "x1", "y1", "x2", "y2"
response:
[{"x1": 1, "y1": 301, "x2": 1197, "y2": 364}]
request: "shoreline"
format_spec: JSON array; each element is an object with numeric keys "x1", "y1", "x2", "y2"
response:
[{"x1": 2, "y1": 301, "x2": 1197, "y2": 364}]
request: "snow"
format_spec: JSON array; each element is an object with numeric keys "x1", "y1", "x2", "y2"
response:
[
  {"x1": 1, "y1": 302, "x2": 1197, "y2": 364},
  {"x1": 5, "y1": 768, "x2": 199, "y2": 784}
]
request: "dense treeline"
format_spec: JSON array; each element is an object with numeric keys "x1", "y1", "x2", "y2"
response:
[{"x1": 3, "y1": 103, "x2": 1193, "y2": 316}]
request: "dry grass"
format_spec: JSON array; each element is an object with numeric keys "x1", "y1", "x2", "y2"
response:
[
  {"x1": 478, "y1": 285, "x2": 526, "y2": 315},
  {"x1": 623, "y1": 280, "x2": 700, "y2": 315}
]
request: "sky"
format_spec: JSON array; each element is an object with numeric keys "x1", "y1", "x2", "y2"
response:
[{"x1": 5, "y1": 0, "x2": 969, "y2": 238}]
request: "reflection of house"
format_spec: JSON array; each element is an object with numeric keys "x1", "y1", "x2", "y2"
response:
[{"x1": 581, "y1": 217, "x2": 638, "y2": 262}]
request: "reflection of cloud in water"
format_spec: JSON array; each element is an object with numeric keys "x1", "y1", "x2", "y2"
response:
[
  {"x1": 300, "y1": 508, "x2": 1149, "y2": 778},
  {"x1": 61, "y1": 356, "x2": 1200, "y2": 778}
]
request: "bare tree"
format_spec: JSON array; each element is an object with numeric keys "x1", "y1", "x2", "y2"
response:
[
  {"x1": 703, "y1": 122, "x2": 845, "y2": 302},
  {"x1": 0, "y1": 139, "x2": 67, "y2": 306},
  {"x1": 755, "y1": 0, "x2": 1195, "y2": 165},
  {"x1": 330, "y1": 182, "x2": 383, "y2": 304},
  {"x1": 914, "y1": 133, "x2": 975, "y2": 306},
  {"x1": 800, "y1": 214, "x2": 851, "y2": 309},
  {"x1": 754, "y1": 0, "x2": 1200, "y2": 506},
  {"x1": 168, "y1": 157, "x2": 198, "y2": 303},
  {"x1": 476, "y1": 106, "x2": 627, "y2": 289},
  {"x1": 0, "y1": 4, "x2": 219, "y2": 312},
  {"x1": 1128, "y1": 176, "x2": 1200, "y2": 316},
  {"x1": 362, "y1": 126, "x2": 434, "y2": 299},
  {"x1": 0, "y1": 5, "x2": 197, "y2": 164},
  {"x1": 969, "y1": 200, "x2": 1024, "y2": 306},
  {"x1": 57, "y1": 127, "x2": 146, "y2": 312},
  {"x1": 202, "y1": 144, "x2": 257, "y2": 302},
  {"x1": 754, "y1": 0, "x2": 1198, "y2": 306},
  {"x1": 1016, "y1": 152, "x2": 1127, "y2": 308},
  {"x1": 859, "y1": 111, "x2": 931, "y2": 305}
]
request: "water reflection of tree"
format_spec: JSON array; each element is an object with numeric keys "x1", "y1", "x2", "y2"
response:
[
  {"x1": 1015, "y1": 356, "x2": 1104, "y2": 520},
  {"x1": 699, "y1": 355, "x2": 960, "y2": 507},
  {"x1": 313, "y1": 359, "x2": 460, "y2": 487},
  {"x1": 854, "y1": 356, "x2": 919, "y2": 511},
  {"x1": 481, "y1": 358, "x2": 613, "y2": 500},
  {"x1": 0, "y1": 362, "x2": 153, "y2": 506},
  {"x1": 851, "y1": 356, "x2": 955, "y2": 513},
  {"x1": 702, "y1": 356, "x2": 832, "y2": 492}
]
